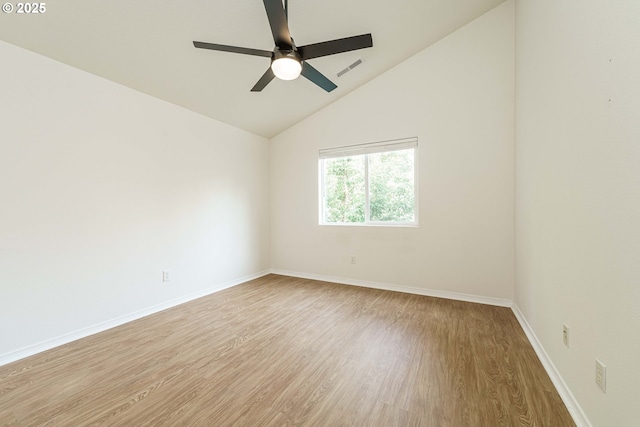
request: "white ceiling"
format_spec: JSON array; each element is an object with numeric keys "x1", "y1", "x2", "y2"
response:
[{"x1": 0, "y1": 0, "x2": 505, "y2": 137}]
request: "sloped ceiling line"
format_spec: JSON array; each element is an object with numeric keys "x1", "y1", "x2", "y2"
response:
[{"x1": 0, "y1": 0, "x2": 506, "y2": 137}]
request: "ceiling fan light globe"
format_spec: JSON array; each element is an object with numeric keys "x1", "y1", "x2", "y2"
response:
[{"x1": 271, "y1": 57, "x2": 302, "y2": 80}]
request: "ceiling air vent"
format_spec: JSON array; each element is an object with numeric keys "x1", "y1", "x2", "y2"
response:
[{"x1": 337, "y1": 59, "x2": 363, "y2": 78}]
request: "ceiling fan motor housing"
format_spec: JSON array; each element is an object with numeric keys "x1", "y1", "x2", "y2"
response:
[{"x1": 272, "y1": 47, "x2": 301, "y2": 63}]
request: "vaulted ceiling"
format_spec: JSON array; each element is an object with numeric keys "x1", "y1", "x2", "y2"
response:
[{"x1": 0, "y1": 0, "x2": 505, "y2": 137}]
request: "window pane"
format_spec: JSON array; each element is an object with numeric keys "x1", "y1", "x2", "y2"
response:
[
  {"x1": 323, "y1": 155, "x2": 366, "y2": 223},
  {"x1": 368, "y1": 149, "x2": 415, "y2": 222}
]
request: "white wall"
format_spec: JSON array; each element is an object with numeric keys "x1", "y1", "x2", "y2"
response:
[
  {"x1": 270, "y1": 2, "x2": 515, "y2": 301},
  {"x1": 0, "y1": 41, "x2": 270, "y2": 361},
  {"x1": 515, "y1": 0, "x2": 640, "y2": 425}
]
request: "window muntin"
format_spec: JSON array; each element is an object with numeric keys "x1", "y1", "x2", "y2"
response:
[{"x1": 319, "y1": 138, "x2": 418, "y2": 226}]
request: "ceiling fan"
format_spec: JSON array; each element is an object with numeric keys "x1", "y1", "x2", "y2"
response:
[{"x1": 193, "y1": 0, "x2": 373, "y2": 93}]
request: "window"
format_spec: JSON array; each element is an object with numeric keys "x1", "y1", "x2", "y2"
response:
[{"x1": 319, "y1": 137, "x2": 418, "y2": 225}]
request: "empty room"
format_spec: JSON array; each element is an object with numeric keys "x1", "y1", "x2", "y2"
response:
[{"x1": 1, "y1": 0, "x2": 638, "y2": 426}]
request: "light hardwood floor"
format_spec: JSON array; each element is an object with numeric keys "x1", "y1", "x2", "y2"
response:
[{"x1": 0, "y1": 274, "x2": 575, "y2": 426}]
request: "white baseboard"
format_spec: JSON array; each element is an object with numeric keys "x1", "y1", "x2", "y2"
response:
[
  {"x1": 270, "y1": 268, "x2": 513, "y2": 307},
  {"x1": 0, "y1": 270, "x2": 271, "y2": 367},
  {"x1": 511, "y1": 304, "x2": 591, "y2": 427}
]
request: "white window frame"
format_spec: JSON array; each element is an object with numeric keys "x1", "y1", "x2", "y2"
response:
[{"x1": 318, "y1": 137, "x2": 419, "y2": 227}]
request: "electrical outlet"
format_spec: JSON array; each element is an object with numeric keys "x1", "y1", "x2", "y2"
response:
[
  {"x1": 562, "y1": 324, "x2": 569, "y2": 347},
  {"x1": 162, "y1": 270, "x2": 171, "y2": 283},
  {"x1": 595, "y1": 359, "x2": 607, "y2": 392},
  {"x1": 350, "y1": 256, "x2": 356, "y2": 265}
]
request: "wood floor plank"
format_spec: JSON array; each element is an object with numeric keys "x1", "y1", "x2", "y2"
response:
[{"x1": 0, "y1": 274, "x2": 575, "y2": 426}]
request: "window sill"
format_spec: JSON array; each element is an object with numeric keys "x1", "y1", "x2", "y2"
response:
[{"x1": 319, "y1": 222, "x2": 418, "y2": 228}]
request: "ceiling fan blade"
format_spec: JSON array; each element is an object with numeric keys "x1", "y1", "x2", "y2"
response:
[
  {"x1": 300, "y1": 62, "x2": 337, "y2": 92},
  {"x1": 263, "y1": 0, "x2": 292, "y2": 49},
  {"x1": 193, "y1": 41, "x2": 273, "y2": 58},
  {"x1": 251, "y1": 67, "x2": 276, "y2": 92},
  {"x1": 298, "y1": 34, "x2": 373, "y2": 60}
]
